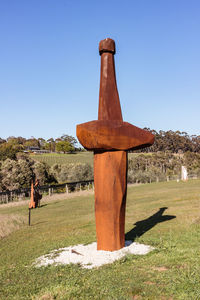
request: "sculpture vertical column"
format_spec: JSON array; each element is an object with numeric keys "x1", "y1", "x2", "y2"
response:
[
  {"x1": 94, "y1": 39, "x2": 127, "y2": 250},
  {"x1": 94, "y1": 150, "x2": 127, "y2": 250}
]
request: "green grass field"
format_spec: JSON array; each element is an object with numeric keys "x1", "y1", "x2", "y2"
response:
[
  {"x1": 0, "y1": 180, "x2": 200, "y2": 299},
  {"x1": 31, "y1": 152, "x2": 143, "y2": 167},
  {"x1": 31, "y1": 152, "x2": 94, "y2": 166}
]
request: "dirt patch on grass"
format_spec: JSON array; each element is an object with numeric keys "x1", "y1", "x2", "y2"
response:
[
  {"x1": 132, "y1": 295, "x2": 142, "y2": 300},
  {"x1": 176, "y1": 264, "x2": 187, "y2": 269},
  {"x1": 145, "y1": 281, "x2": 156, "y2": 285},
  {"x1": 39, "y1": 294, "x2": 54, "y2": 300},
  {"x1": 152, "y1": 266, "x2": 168, "y2": 272},
  {"x1": 0, "y1": 214, "x2": 26, "y2": 239},
  {"x1": 193, "y1": 217, "x2": 200, "y2": 224}
]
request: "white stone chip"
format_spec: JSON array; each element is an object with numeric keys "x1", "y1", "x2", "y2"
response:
[{"x1": 35, "y1": 241, "x2": 154, "y2": 269}]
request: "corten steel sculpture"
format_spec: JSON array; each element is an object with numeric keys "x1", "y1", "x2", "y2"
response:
[
  {"x1": 29, "y1": 181, "x2": 35, "y2": 209},
  {"x1": 29, "y1": 179, "x2": 41, "y2": 209},
  {"x1": 77, "y1": 38, "x2": 154, "y2": 251}
]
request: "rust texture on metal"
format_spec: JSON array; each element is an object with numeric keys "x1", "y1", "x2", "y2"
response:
[
  {"x1": 77, "y1": 38, "x2": 154, "y2": 251},
  {"x1": 29, "y1": 181, "x2": 35, "y2": 209},
  {"x1": 29, "y1": 179, "x2": 42, "y2": 209}
]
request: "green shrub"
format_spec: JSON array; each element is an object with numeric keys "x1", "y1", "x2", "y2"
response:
[
  {"x1": 50, "y1": 163, "x2": 93, "y2": 183},
  {"x1": 0, "y1": 157, "x2": 51, "y2": 191}
]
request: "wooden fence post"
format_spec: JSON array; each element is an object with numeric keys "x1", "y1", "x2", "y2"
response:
[{"x1": 29, "y1": 208, "x2": 31, "y2": 226}]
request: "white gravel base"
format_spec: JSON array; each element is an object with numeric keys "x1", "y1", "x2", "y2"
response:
[{"x1": 35, "y1": 241, "x2": 154, "y2": 269}]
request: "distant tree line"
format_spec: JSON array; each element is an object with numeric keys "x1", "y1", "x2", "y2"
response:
[
  {"x1": 0, "y1": 134, "x2": 80, "y2": 161},
  {"x1": 1, "y1": 129, "x2": 200, "y2": 162},
  {"x1": 128, "y1": 151, "x2": 200, "y2": 184},
  {"x1": 0, "y1": 129, "x2": 200, "y2": 191},
  {"x1": 0, "y1": 151, "x2": 199, "y2": 192},
  {"x1": 139, "y1": 129, "x2": 200, "y2": 153}
]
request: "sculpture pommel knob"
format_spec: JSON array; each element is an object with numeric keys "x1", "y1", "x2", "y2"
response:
[{"x1": 99, "y1": 38, "x2": 115, "y2": 55}]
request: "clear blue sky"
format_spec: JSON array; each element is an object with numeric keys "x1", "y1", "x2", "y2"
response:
[{"x1": 0, "y1": 0, "x2": 200, "y2": 140}]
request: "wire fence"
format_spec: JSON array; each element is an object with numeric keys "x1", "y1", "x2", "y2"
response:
[
  {"x1": 0, "y1": 179, "x2": 94, "y2": 205},
  {"x1": 0, "y1": 173, "x2": 199, "y2": 205}
]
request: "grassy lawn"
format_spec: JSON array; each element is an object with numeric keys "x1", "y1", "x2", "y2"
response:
[
  {"x1": 31, "y1": 152, "x2": 143, "y2": 167},
  {"x1": 31, "y1": 152, "x2": 94, "y2": 166},
  {"x1": 0, "y1": 180, "x2": 200, "y2": 299}
]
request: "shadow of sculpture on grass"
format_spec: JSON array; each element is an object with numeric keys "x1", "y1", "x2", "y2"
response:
[
  {"x1": 39, "y1": 204, "x2": 48, "y2": 208},
  {"x1": 125, "y1": 207, "x2": 176, "y2": 241}
]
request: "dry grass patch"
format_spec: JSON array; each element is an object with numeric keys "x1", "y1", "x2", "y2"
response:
[
  {"x1": 38, "y1": 294, "x2": 54, "y2": 300},
  {"x1": 152, "y1": 266, "x2": 168, "y2": 272},
  {"x1": 0, "y1": 214, "x2": 26, "y2": 238}
]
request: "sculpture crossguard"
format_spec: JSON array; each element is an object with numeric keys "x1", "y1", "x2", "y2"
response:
[{"x1": 77, "y1": 38, "x2": 154, "y2": 251}]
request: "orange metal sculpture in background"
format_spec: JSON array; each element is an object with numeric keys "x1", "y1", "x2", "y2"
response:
[
  {"x1": 29, "y1": 179, "x2": 41, "y2": 209},
  {"x1": 77, "y1": 38, "x2": 154, "y2": 251}
]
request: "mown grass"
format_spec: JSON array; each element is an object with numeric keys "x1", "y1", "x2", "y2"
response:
[
  {"x1": 31, "y1": 152, "x2": 143, "y2": 167},
  {"x1": 31, "y1": 152, "x2": 94, "y2": 166},
  {"x1": 0, "y1": 180, "x2": 200, "y2": 299}
]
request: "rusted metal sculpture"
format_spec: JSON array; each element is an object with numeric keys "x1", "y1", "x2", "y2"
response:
[
  {"x1": 29, "y1": 179, "x2": 41, "y2": 209},
  {"x1": 77, "y1": 38, "x2": 154, "y2": 251}
]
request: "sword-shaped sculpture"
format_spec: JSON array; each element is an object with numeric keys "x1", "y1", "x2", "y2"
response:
[{"x1": 77, "y1": 38, "x2": 154, "y2": 251}]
